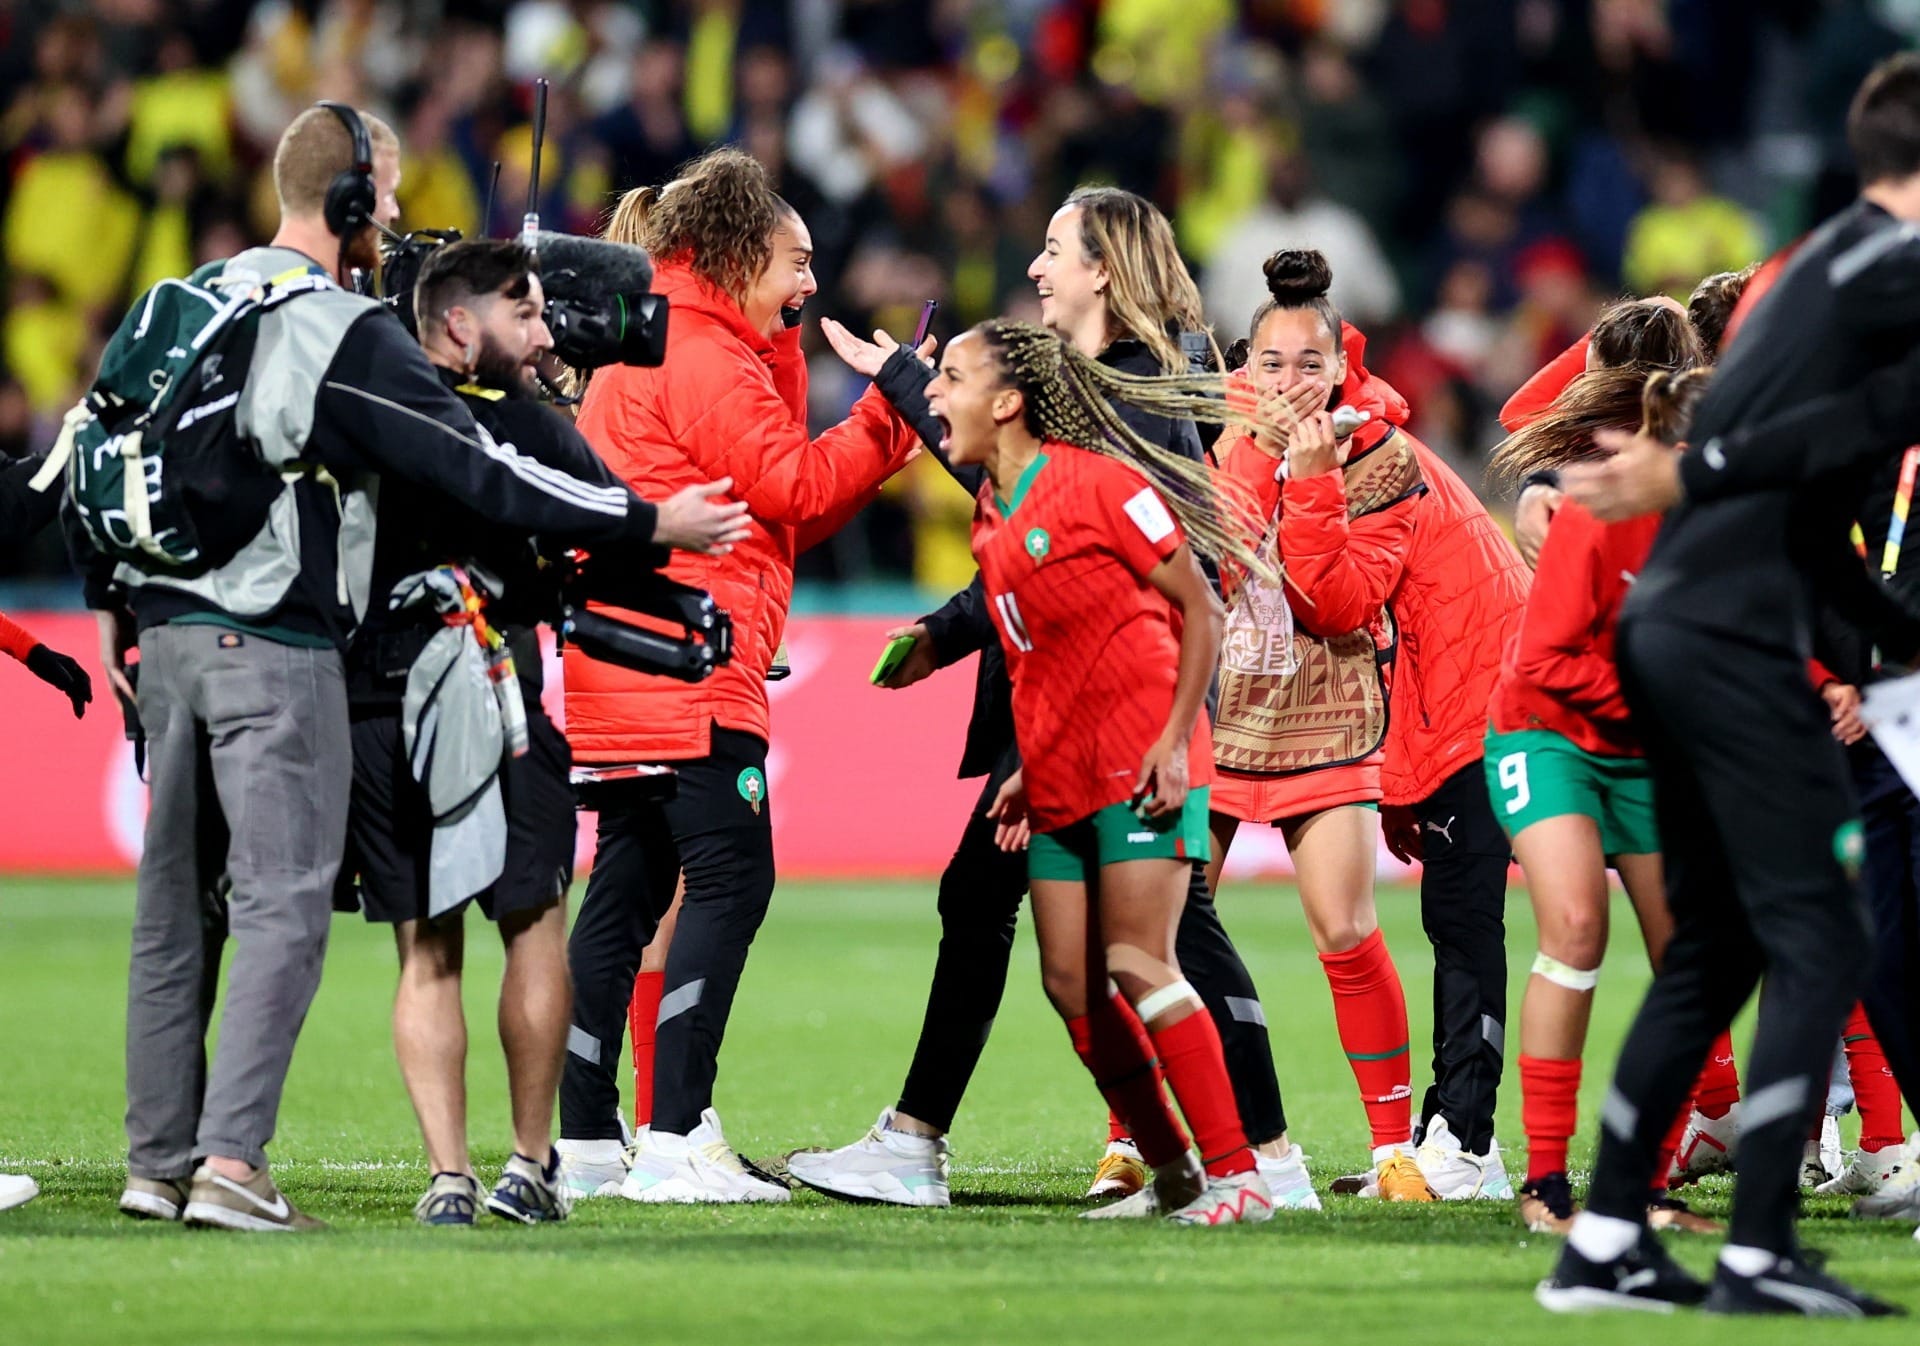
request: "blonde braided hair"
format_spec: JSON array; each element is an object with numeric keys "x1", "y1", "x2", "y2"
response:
[{"x1": 971, "y1": 320, "x2": 1276, "y2": 582}]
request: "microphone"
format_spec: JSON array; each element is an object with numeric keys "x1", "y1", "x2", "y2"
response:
[{"x1": 533, "y1": 232, "x2": 654, "y2": 298}]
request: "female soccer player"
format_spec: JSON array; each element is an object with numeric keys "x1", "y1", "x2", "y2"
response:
[
  {"x1": 791, "y1": 187, "x2": 1304, "y2": 1212},
  {"x1": 1489, "y1": 368, "x2": 1727, "y2": 1236},
  {"x1": 928, "y1": 317, "x2": 1272, "y2": 1223},
  {"x1": 1207, "y1": 250, "x2": 1436, "y2": 1199},
  {"x1": 555, "y1": 148, "x2": 921, "y2": 1203}
]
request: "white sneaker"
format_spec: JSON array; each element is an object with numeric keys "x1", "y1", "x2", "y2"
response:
[
  {"x1": 1669, "y1": 1105, "x2": 1738, "y2": 1184},
  {"x1": 619, "y1": 1109, "x2": 790, "y2": 1204},
  {"x1": 0, "y1": 1173, "x2": 37, "y2": 1212},
  {"x1": 1254, "y1": 1143, "x2": 1322, "y2": 1211},
  {"x1": 1851, "y1": 1153, "x2": 1920, "y2": 1220},
  {"x1": 1817, "y1": 1142, "x2": 1907, "y2": 1197},
  {"x1": 1080, "y1": 1185, "x2": 1161, "y2": 1220},
  {"x1": 785, "y1": 1110, "x2": 950, "y2": 1208},
  {"x1": 1819, "y1": 1114, "x2": 1843, "y2": 1181},
  {"x1": 555, "y1": 1138, "x2": 629, "y2": 1199},
  {"x1": 1414, "y1": 1115, "x2": 1516, "y2": 1200},
  {"x1": 1167, "y1": 1169, "x2": 1274, "y2": 1226}
]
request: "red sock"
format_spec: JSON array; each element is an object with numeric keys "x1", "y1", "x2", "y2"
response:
[
  {"x1": 628, "y1": 970, "x2": 663, "y2": 1128},
  {"x1": 1693, "y1": 1030, "x2": 1741, "y2": 1119},
  {"x1": 1844, "y1": 1003, "x2": 1907, "y2": 1151},
  {"x1": 1519, "y1": 1054, "x2": 1581, "y2": 1183},
  {"x1": 1107, "y1": 1109, "x2": 1128, "y2": 1144},
  {"x1": 1066, "y1": 996, "x2": 1190, "y2": 1168},
  {"x1": 1147, "y1": 1009, "x2": 1254, "y2": 1177},
  {"x1": 1318, "y1": 928, "x2": 1413, "y2": 1148}
]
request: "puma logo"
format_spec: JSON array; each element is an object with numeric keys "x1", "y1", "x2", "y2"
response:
[{"x1": 1424, "y1": 817, "x2": 1457, "y2": 845}]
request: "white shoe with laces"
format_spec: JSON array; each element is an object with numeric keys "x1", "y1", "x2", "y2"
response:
[
  {"x1": 1414, "y1": 1115, "x2": 1515, "y2": 1200},
  {"x1": 555, "y1": 1137, "x2": 629, "y2": 1199},
  {"x1": 1851, "y1": 1149, "x2": 1920, "y2": 1221},
  {"x1": 1254, "y1": 1143, "x2": 1322, "y2": 1210},
  {"x1": 620, "y1": 1108, "x2": 790, "y2": 1204},
  {"x1": 785, "y1": 1110, "x2": 950, "y2": 1207},
  {"x1": 0, "y1": 1173, "x2": 37, "y2": 1212},
  {"x1": 1669, "y1": 1105, "x2": 1739, "y2": 1185},
  {"x1": 1816, "y1": 1141, "x2": 1907, "y2": 1197},
  {"x1": 1166, "y1": 1169, "x2": 1274, "y2": 1226}
]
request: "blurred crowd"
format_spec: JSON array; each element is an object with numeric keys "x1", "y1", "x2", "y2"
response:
[{"x1": 2, "y1": 0, "x2": 1915, "y2": 590}]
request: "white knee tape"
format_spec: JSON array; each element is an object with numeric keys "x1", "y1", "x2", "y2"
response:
[
  {"x1": 1134, "y1": 979, "x2": 1199, "y2": 1022},
  {"x1": 1531, "y1": 952, "x2": 1599, "y2": 992}
]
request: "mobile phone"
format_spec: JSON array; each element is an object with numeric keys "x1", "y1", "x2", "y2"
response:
[
  {"x1": 911, "y1": 299, "x2": 938, "y2": 348},
  {"x1": 870, "y1": 632, "x2": 919, "y2": 685}
]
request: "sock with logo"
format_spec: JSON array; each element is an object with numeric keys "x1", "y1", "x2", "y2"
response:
[
  {"x1": 1145, "y1": 1007, "x2": 1255, "y2": 1178},
  {"x1": 1843, "y1": 1003, "x2": 1906, "y2": 1151},
  {"x1": 1520, "y1": 1054, "x2": 1582, "y2": 1182},
  {"x1": 628, "y1": 970, "x2": 664, "y2": 1129},
  {"x1": 1693, "y1": 1029, "x2": 1742, "y2": 1119},
  {"x1": 1319, "y1": 928, "x2": 1413, "y2": 1149},
  {"x1": 1066, "y1": 995, "x2": 1189, "y2": 1169}
]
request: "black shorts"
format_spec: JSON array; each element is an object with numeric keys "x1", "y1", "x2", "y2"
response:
[{"x1": 344, "y1": 704, "x2": 576, "y2": 925}]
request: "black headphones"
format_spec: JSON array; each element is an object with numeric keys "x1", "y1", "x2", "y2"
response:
[{"x1": 317, "y1": 100, "x2": 375, "y2": 239}]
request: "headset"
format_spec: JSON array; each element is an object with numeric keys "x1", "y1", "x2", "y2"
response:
[{"x1": 316, "y1": 100, "x2": 375, "y2": 239}]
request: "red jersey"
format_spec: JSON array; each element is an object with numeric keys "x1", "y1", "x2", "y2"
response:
[
  {"x1": 972, "y1": 443, "x2": 1214, "y2": 832},
  {"x1": 1489, "y1": 499, "x2": 1661, "y2": 757}
]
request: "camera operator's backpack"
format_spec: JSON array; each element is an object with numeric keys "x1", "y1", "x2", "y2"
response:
[{"x1": 30, "y1": 260, "x2": 332, "y2": 576}]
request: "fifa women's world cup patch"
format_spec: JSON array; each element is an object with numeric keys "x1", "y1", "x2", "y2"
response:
[
  {"x1": 738, "y1": 767, "x2": 766, "y2": 815},
  {"x1": 1121, "y1": 487, "x2": 1176, "y2": 544}
]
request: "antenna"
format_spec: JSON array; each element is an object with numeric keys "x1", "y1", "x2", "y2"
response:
[
  {"x1": 521, "y1": 78, "x2": 548, "y2": 257},
  {"x1": 482, "y1": 162, "x2": 501, "y2": 239}
]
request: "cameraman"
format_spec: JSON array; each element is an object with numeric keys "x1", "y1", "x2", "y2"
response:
[
  {"x1": 556, "y1": 148, "x2": 920, "y2": 1202},
  {"x1": 99, "y1": 105, "x2": 725, "y2": 1234},
  {"x1": 342, "y1": 237, "x2": 749, "y2": 1226}
]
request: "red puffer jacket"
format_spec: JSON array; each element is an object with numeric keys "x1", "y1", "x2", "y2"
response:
[
  {"x1": 564, "y1": 259, "x2": 919, "y2": 762},
  {"x1": 1335, "y1": 325, "x2": 1530, "y2": 806}
]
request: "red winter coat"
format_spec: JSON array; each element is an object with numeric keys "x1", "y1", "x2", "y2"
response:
[
  {"x1": 1209, "y1": 358, "x2": 1419, "y2": 820},
  {"x1": 1490, "y1": 500, "x2": 1659, "y2": 757},
  {"x1": 1339, "y1": 324, "x2": 1530, "y2": 806},
  {"x1": 564, "y1": 259, "x2": 919, "y2": 762}
]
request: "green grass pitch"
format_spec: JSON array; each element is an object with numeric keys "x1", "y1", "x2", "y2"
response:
[{"x1": 1, "y1": 877, "x2": 1915, "y2": 1344}]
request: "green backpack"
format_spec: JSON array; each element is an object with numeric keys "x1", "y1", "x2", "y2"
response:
[{"x1": 31, "y1": 260, "x2": 333, "y2": 576}]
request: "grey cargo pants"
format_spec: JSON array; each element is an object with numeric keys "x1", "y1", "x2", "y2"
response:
[{"x1": 124, "y1": 623, "x2": 350, "y2": 1177}]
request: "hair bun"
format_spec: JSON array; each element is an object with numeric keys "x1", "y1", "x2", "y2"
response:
[{"x1": 1262, "y1": 249, "x2": 1333, "y2": 305}]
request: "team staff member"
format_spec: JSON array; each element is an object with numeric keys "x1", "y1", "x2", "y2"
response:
[
  {"x1": 95, "y1": 104, "x2": 672, "y2": 1234},
  {"x1": 557, "y1": 149, "x2": 921, "y2": 1204},
  {"x1": 340, "y1": 239, "x2": 749, "y2": 1226},
  {"x1": 1541, "y1": 56, "x2": 1920, "y2": 1315},
  {"x1": 1207, "y1": 251, "x2": 1431, "y2": 1200},
  {"x1": 934, "y1": 318, "x2": 1273, "y2": 1224},
  {"x1": 789, "y1": 187, "x2": 1300, "y2": 1210}
]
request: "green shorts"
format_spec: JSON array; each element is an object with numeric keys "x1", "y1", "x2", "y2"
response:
[
  {"x1": 1483, "y1": 728, "x2": 1658, "y2": 856},
  {"x1": 1029, "y1": 787, "x2": 1213, "y2": 883}
]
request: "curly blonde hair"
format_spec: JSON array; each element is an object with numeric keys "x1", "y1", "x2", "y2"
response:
[{"x1": 601, "y1": 147, "x2": 785, "y2": 307}]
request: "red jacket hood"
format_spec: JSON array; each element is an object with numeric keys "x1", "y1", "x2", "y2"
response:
[{"x1": 1338, "y1": 321, "x2": 1411, "y2": 442}]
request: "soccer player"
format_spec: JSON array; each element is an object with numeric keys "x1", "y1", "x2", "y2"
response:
[
  {"x1": 927, "y1": 317, "x2": 1272, "y2": 1223},
  {"x1": 790, "y1": 187, "x2": 1301, "y2": 1210},
  {"x1": 1487, "y1": 368, "x2": 1725, "y2": 1237},
  {"x1": 1207, "y1": 250, "x2": 1434, "y2": 1201},
  {"x1": 1540, "y1": 56, "x2": 1920, "y2": 1314}
]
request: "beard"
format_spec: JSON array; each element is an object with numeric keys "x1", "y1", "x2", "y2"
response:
[
  {"x1": 472, "y1": 333, "x2": 538, "y2": 398},
  {"x1": 342, "y1": 223, "x2": 382, "y2": 274}
]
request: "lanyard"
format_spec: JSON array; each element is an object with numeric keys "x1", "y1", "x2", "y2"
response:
[{"x1": 1880, "y1": 445, "x2": 1920, "y2": 579}]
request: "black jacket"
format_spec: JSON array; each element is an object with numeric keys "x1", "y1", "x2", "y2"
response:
[
  {"x1": 1628, "y1": 199, "x2": 1920, "y2": 664},
  {"x1": 346, "y1": 368, "x2": 667, "y2": 707},
  {"x1": 873, "y1": 336, "x2": 1206, "y2": 782}
]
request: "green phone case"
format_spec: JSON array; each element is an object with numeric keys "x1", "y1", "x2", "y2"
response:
[{"x1": 870, "y1": 633, "x2": 918, "y2": 685}]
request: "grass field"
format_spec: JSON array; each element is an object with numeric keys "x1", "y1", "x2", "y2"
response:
[{"x1": 1, "y1": 876, "x2": 1915, "y2": 1345}]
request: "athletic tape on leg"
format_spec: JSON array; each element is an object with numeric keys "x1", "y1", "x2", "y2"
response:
[
  {"x1": 1134, "y1": 979, "x2": 1200, "y2": 1024},
  {"x1": 1531, "y1": 952, "x2": 1599, "y2": 992}
]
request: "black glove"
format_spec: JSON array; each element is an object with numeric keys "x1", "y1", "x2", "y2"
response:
[{"x1": 25, "y1": 644, "x2": 92, "y2": 719}]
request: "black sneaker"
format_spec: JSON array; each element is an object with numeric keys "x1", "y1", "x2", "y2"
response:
[
  {"x1": 486, "y1": 1151, "x2": 570, "y2": 1225},
  {"x1": 1518, "y1": 1172, "x2": 1577, "y2": 1234},
  {"x1": 1536, "y1": 1228, "x2": 1709, "y2": 1313},
  {"x1": 1703, "y1": 1251, "x2": 1905, "y2": 1317}
]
